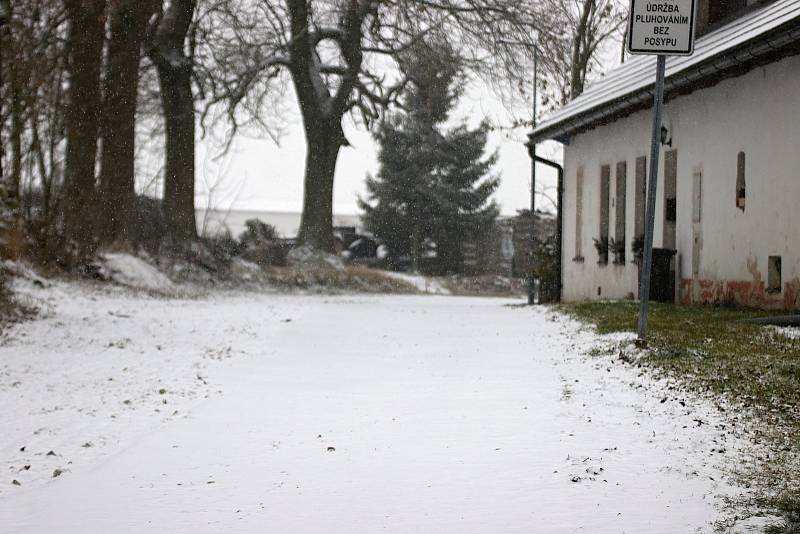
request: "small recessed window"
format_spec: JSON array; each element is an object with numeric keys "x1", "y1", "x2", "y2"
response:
[
  {"x1": 575, "y1": 166, "x2": 584, "y2": 261},
  {"x1": 768, "y1": 256, "x2": 782, "y2": 294},
  {"x1": 665, "y1": 198, "x2": 677, "y2": 222},
  {"x1": 598, "y1": 165, "x2": 611, "y2": 265},
  {"x1": 736, "y1": 152, "x2": 746, "y2": 211}
]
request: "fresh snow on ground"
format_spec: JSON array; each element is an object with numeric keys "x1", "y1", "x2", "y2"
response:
[
  {"x1": 0, "y1": 280, "x2": 759, "y2": 533},
  {"x1": 383, "y1": 271, "x2": 451, "y2": 295}
]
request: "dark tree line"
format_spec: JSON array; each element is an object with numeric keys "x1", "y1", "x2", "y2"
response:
[
  {"x1": 0, "y1": 0, "x2": 200, "y2": 265},
  {"x1": 0, "y1": 0, "x2": 622, "y2": 269}
]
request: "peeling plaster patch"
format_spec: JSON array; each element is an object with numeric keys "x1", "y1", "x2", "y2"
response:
[
  {"x1": 747, "y1": 257, "x2": 762, "y2": 286},
  {"x1": 680, "y1": 277, "x2": 800, "y2": 310},
  {"x1": 785, "y1": 278, "x2": 800, "y2": 310}
]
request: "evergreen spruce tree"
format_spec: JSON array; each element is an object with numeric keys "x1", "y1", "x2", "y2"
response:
[{"x1": 359, "y1": 44, "x2": 500, "y2": 274}]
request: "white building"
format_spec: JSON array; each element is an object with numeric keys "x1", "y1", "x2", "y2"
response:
[{"x1": 530, "y1": 0, "x2": 800, "y2": 310}]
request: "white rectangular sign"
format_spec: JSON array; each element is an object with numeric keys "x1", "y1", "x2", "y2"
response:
[{"x1": 627, "y1": 0, "x2": 697, "y2": 55}]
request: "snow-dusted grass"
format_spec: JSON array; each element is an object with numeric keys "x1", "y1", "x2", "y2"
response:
[
  {"x1": 560, "y1": 301, "x2": 800, "y2": 529},
  {"x1": 0, "y1": 283, "x2": 767, "y2": 533}
]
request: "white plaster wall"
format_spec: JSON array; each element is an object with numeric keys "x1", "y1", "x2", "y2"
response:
[{"x1": 560, "y1": 53, "x2": 800, "y2": 304}]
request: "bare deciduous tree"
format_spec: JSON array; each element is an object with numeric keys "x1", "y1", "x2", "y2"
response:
[
  {"x1": 63, "y1": 0, "x2": 106, "y2": 260},
  {"x1": 1, "y1": 0, "x2": 22, "y2": 210},
  {"x1": 147, "y1": 0, "x2": 199, "y2": 244},
  {"x1": 536, "y1": 0, "x2": 626, "y2": 110},
  {"x1": 3, "y1": 0, "x2": 617, "y2": 263},
  {"x1": 98, "y1": 0, "x2": 160, "y2": 245},
  {"x1": 0, "y1": 0, "x2": 11, "y2": 187},
  {"x1": 0, "y1": 0, "x2": 12, "y2": 256},
  {"x1": 0, "y1": 1, "x2": 69, "y2": 259},
  {"x1": 198, "y1": 0, "x2": 540, "y2": 252}
]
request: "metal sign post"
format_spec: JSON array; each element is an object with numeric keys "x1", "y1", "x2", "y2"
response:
[
  {"x1": 637, "y1": 55, "x2": 666, "y2": 340},
  {"x1": 627, "y1": 0, "x2": 696, "y2": 341}
]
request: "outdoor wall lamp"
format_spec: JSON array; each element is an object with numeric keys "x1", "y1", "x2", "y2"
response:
[{"x1": 660, "y1": 125, "x2": 672, "y2": 146}]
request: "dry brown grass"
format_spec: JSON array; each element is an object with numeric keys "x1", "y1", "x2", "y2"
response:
[
  {"x1": 441, "y1": 274, "x2": 524, "y2": 297},
  {"x1": 261, "y1": 264, "x2": 420, "y2": 294}
]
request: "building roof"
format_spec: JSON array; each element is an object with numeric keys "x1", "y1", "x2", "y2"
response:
[{"x1": 530, "y1": 0, "x2": 800, "y2": 144}]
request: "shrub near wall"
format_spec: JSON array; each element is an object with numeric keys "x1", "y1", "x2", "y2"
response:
[{"x1": 0, "y1": 266, "x2": 16, "y2": 322}]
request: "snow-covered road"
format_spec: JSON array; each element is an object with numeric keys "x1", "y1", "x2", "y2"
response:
[{"x1": 1, "y1": 284, "x2": 750, "y2": 532}]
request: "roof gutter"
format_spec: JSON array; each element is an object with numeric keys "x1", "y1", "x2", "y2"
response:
[{"x1": 529, "y1": 19, "x2": 800, "y2": 145}]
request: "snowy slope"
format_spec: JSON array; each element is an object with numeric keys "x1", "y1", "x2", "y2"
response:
[{"x1": 101, "y1": 253, "x2": 177, "y2": 294}]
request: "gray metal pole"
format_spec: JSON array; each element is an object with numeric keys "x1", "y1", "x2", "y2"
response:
[
  {"x1": 637, "y1": 55, "x2": 667, "y2": 341},
  {"x1": 528, "y1": 46, "x2": 538, "y2": 305}
]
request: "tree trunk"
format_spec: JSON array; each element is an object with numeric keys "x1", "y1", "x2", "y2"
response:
[
  {"x1": 63, "y1": 0, "x2": 106, "y2": 261},
  {"x1": 297, "y1": 122, "x2": 340, "y2": 252},
  {"x1": 286, "y1": 0, "x2": 365, "y2": 254},
  {"x1": 0, "y1": 0, "x2": 20, "y2": 205},
  {"x1": 0, "y1": 0, "x2": 6, "y2": 187},
  {"x1": 0, "y1": 0, "x2": 15, "y2": 260},
  {"x1": 148, "y1": 0, "x2": 197, "y2": 244},
  {"x1": 157, "y1": 62, "x2": 196, "y2": 243},
  {"x1": 30, "y1": 114, "x2": 50, "y2": 218},
  {"x1": 9, "y1": 57, "x2": 22, "y2": 208},
  {"x1": 98, "y1": 0, "x2": 155, "y2": 245},
  {"x1": 0, "y1": 0, "x2": 8, "y2": 108}
]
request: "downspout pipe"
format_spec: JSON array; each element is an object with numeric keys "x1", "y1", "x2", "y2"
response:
[{"x1": 525, "y1": 144, "x2": 564, "y2": 303}]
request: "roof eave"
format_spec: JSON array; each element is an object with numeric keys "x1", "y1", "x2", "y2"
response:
[{"x1": 528, "y1": 20, "x2": 800, "y2": 146}]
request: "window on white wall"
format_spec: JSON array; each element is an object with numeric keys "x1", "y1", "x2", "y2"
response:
[
  {"x1": 574, "y1": 166, "x2": 584, "y2": 261},
  {"x1": 692, "y1": 170, "x2": 703, "y2": 223},
  {"x1": 736, "y1": 151, "x2": 746, "y2": 211},
  {"x1": 597, "y1": 165, "x2": 611, "y2": 265},
  {"x1": 614, "y1": 161, "x2": 627, "y2": 264},
  {"x1": 768, "y1": 256, "x2": 782, "y2": 293},
  {"x1": 634, "y1": 156, "x2": 647, "y2": 240},
  {"x1": 663, "y1": 150, "x2": 678, "y2": 251}
]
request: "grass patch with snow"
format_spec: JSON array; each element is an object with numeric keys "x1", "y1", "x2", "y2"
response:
[
  {"x1": 0, "y1": 274, "x2": 15, "y2": 324},
  {"x1": 558, "y1": 301, "x2": 800, "y2": 530},
  {"x1": 0, "y1": 263, "x2": 42, "y2": 327}
]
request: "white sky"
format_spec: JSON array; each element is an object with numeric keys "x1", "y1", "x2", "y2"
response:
[{"x1": 192, "y1": 80, "x2": 564, "y2": 218}]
